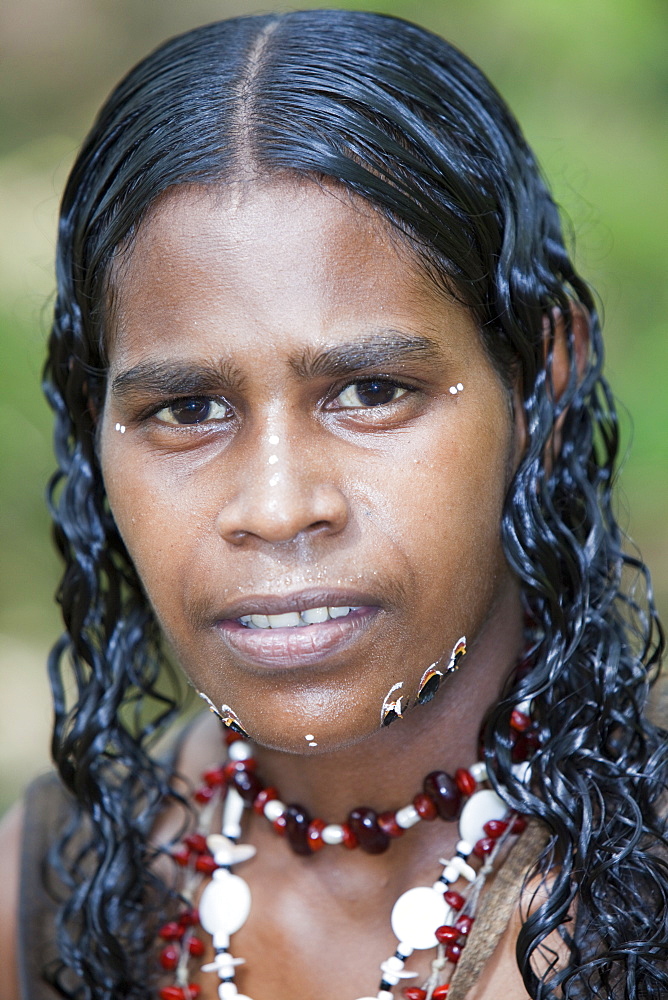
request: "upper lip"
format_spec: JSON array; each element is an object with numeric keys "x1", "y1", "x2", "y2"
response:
[{"x1": 213, "y1": 588, "x2": 383, "y2": 622}]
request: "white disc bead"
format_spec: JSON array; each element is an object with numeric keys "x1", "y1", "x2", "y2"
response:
[
  {"x1": 199, "y1": 869, "x2": 251, "y2": 937},
  {"x1": 395, "y1": 804, "x2": 421, "y2": 829},
  {"x1": 458, "y1": 789, "x2": 507, "y2": 845},
  {"x1": 263, "y1": 798, "x2": 286, "y2": 822},
  {"x1": 321, "y1": 823, "x2": 345, "y2": 845},
  {"x1": 391, "y1": 886, "x2": 451, "y2": 950}
]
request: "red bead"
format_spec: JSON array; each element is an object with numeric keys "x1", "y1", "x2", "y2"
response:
[
  {"x1": 473, "y1": 837, "x2": 495, "y2": 859},
  {"x1": 272, "y1": 814, "x2": 287, "y2": 836},
  {"x1": 171, "y1": 846, "x2": 191, "y2": 867},
  {"x1": 402, "y1": 989, "x2": 427, "y2": 1000},
  {"x1": 202, "y1": 765, "x2": 226, "y2": 787},
  {"x1": 413, "y1": 792, "x2": 438, "y2": 820},
  {"x1": 378, "y1": 811, "x2": 404, "y2": 838},
  {"x1": 232, "y1": 769, "x2": 263, "y2": 804},
  {"x1": 435, "y1": 924, "x2": 460, "y2": 944},
  {"x1": 444, "y1": 889, "x2": 465, "y2": 911},
  {"x1": 455, "y1": 914, "x2": 474, "y2": 936},
  {"x1": 423, "y1": 771, "x2": 461, "y2": 821},
  {"x1": 446, "y1": 943, "x2": 463, "y2": 963},
  {"x1": 341, "y1": 822, "x2": 358, "y2": 849},
  {"x1": 484, "y1": 819, "x2": 508, "y2": 839},
  {"x1": 253, "y1": 786, "x2": 278, "y2": 815},
  {"x1": 188, "y1": 935, "x2": 205, "y2": 956},
  {"x1": 348, "y1": 807, "x2": 390, "y2": 855},
  {"x1": 195, "y1": 853, "x2": 218, "y2": 874},
  {"x1": 158, "y1": 922, "x2": 184, "y2": 941},
  {"x1": 159, "y1": 988, "x2": 186, "y2": 1000},
  {"x1": 432, "y1": 987, "x2": 450, "y2": 999},
  {"x1": 225, "y1": 730, "x2": 243, "y2": 745},
  {"x1": 307, "y1": 818, "x2": 326, "y2": 851},
  {"x1": 194, "y1": 786, "x2": 215, "y2": 804},
  {"x1": 159, "y1": 944, "x2": 179, "y2": 970},
  {"x1": 183, "y1": 833, "x2": 208, "y2": 854},
  {"x1": 510, "y1": 814, "x2": 528, "y2": 834},
  {"x1": 178, "y1": 908, "x2": 198, "y2": 926},
  {"x1": 510, "y1": 709, "x2": 531, "y2": 732},
  {"x1": 223, "y1": 758, "x2": 257, "y2": 781},
  {"x1": 454, "y1": 767, "x2": 477, "y2": 797}
]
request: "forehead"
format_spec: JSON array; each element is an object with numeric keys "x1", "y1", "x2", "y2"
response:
[{"x1": 106, "y1": 178, "x2": 479, "y2": 371}]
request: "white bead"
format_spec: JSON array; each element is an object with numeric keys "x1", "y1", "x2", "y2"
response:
[
  {"x1": 452, "y1": 856, "x2": 477, "y2": 882},
  {"x1": 443, "y1": 864, "x2": 460, "y2": 883},
  {"x1": 469, "y1": 761, "x2": 487, "y2": 783},
  {"x1": 321, "y1": 823, "x2": 345, "y2": 845},
  {"x1": 228, "y1": 741, "x2": 253, "y2": 761},
  {"x1": 381, "y1": 972, "x2": 400, "y2": 986},
  {"x1": 222, "y1": 787, "x2": 246, "y2": 840},
  {"x1": 378, "y1": 992, "x2": 395, "y2": 1000},
  {"x1": 515, "y1": 699, "x2": 532, "y2": 715},
  {"x1": 219, "y1": 984, "x2": 238, "y2": 1000},
  {"x1": 381, "y1": 955, "x2": 404, "y2": 972},
  {"x1": 397, "y1": 941, "x2": 414, "y2": 958},
  {"x1": 263, "y1": 798, "x2": 286, "y2": 821},
  {"x1": 391, "y1": 886, "x2": 449, "y2": 950},
  {"x1": 395, "y1": 804, "x2": 420, "y2": 829},
  {"x1": 459, "y1": 788, "x2": 507, "y2": 845},
  {"x1": 456, "y1": 839, "x2": 473, "y2": 856},
  {"x1": 199, "y1": 869, "x2": 251, "y2": 936}
]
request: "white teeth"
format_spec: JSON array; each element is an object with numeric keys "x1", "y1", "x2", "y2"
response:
[
  {"x1": 301, "y1": 606, "x2": 329, "y2": 624},
  {"x1": 328, "y1": 605, "x2": 351, "y2": 618},
  {"x1": 239, "y1": 605, "x2": 359, "y2": 628},
  {"x1": 266, "y1": 612, "x2": 301, "y2": 628}
]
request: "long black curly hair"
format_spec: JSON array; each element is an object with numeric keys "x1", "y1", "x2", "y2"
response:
[{"x1": 43, "y1": 9, "x2": 667, "y2": 999}]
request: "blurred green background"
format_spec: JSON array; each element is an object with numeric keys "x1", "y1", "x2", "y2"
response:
[{"x1": 1, "y1": 0, "x2": 666, "y2": 812}]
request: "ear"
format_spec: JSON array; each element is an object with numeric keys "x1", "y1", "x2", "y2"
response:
[{"x1": 544, "y1": 303, "x2": 590, "y2": 458}]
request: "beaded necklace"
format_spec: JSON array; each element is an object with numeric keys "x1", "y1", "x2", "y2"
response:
[{"x1": 156, "y1": 703, "x2": 536, "y2": 1000}]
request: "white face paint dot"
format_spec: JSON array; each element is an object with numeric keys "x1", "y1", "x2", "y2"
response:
[
  {"x1": 268, "y1": 434, "x2": 280, "y2": 445},
  {"x1": 269, "y1": 473, "x2": 280, "y2": 487},
  {"x1": 305, "y1": 734, "x2": 314, "y2": 740},
  {"x1": 268, "y1": 454, "x2": 279, "y2": 465},
  {"x1": 115, "y1": 422, "x2": 126, "y2": 433},
  {"x1": 305, "y1": 734, "x2": 318, "y2": 746},
  {"x1": 449, "y1": 386, "x2": 458, "y2": 395},
  {"x1": 457, "y1": 382, "x2": 464, "y2": 391}
]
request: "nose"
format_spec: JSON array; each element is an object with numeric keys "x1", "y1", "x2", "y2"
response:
[{"x1": 215, "y1": 432, "x2": 349, "y2": 545}]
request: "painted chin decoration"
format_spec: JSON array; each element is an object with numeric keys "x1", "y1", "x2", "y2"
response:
[
  {"x1": 416, "y1": 635, "x2": 467, "y2": 706},
  {"x1": 381, "y1": 681, "x2": 405, "y2": 727},
  {"x1": 199, "y1": 692, "x2": 251, "y2": 738}
]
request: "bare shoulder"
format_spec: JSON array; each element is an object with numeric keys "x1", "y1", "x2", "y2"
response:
[{"x1": 0, "y1": 800, "x2": 25, "y2": 999}]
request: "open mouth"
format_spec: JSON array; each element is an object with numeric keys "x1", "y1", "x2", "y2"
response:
[{"x1": 238, "y1": 605, "x2": 361, "y2": 629}]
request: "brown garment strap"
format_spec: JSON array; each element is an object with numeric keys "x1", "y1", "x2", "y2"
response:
[
  {"x1": 446, "y1": 820, "x2": 550, "y2": 1000},
  {"x1": 17, "y1": 772, "x2": 74, "y2": 999}
]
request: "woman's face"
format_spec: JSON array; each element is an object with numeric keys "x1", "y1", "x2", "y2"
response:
[{"x1": 100, "y1": 179, "x2": 523, "y2": 753}]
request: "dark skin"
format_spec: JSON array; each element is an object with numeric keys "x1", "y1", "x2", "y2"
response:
[{"x1": 0, "y1": 177, "x2": 541, "y2": 998}]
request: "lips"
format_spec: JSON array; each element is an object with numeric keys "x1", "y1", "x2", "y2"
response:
[{"x1": 212, "y1": 590, "x2": 382, "y2": 669}]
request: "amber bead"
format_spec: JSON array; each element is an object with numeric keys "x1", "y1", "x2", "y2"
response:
[
  {"x1": 432, "y1": 986, "x2": 450, "y2": 999},
  {"x1": 347, "y1": 807, "x2": 390, "y2": 854},
  {"x1": 285, "y1": 804, "x2": 312, "y2": 856},
  {"x1": 444, "y1": 889, "x2": 465, "y2": 911},
  {"x1": 423, "y1": 771, "x2": 461, "y2": 821},
  {"x1": 159, "y1": 944, "x2": 179, "y2": 970},
  {"x1": 456, "y1": 914, "x2": 474, "y2": 936},
  {"x1": 378, "y1": 810, "x2": 404, "y2": 838},
  {"x1": 413, "y1": 792, "x2": 438, "y2": 820},
  {"x1": 232, "y1": 769, "x2": 263, "y2": 804},
  {"x1": 454, "y1": 767, "x2": 476, "y2": 797},
  {"x1": 446, "y1": 943, "x2": 462, "y2": 963}
]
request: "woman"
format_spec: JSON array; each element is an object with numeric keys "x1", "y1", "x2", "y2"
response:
[{"x1": 0, "y1": 9, "x2": 665, "y2": 999}]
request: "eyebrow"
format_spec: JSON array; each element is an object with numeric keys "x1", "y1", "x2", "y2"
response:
[{"x1": 109, "y1": 332, "x2": 446, "y2": 401}]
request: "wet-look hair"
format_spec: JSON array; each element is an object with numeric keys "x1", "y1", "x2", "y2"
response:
[{"x1": 44, "y1": 10, "x2": 666, "y2": 998}]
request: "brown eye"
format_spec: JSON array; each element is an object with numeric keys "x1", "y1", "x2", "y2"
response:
[
  {"x1": 155, "y1": 397, "x2": 230, "y2": 425},
  {"x1": 336, "y1": 380, "x2": 408, "y2": 408}
]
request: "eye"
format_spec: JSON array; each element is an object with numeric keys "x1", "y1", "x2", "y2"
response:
[
  {"x1": 154, "y1": 396, "x2": 231, "y2": 425},
  {"x1": 335, "y1": 380, "x2": 409, "y2": 408}
]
